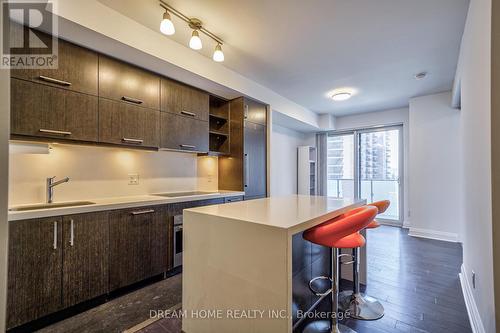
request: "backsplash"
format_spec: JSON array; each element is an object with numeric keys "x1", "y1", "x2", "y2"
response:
[{"x1": 8, "y1": 143, "x2": 218, "y2": 205}]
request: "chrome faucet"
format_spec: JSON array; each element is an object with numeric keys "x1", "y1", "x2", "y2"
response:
[{"x1": 46, "y1": 176, "x2": 70, "y2": 203}]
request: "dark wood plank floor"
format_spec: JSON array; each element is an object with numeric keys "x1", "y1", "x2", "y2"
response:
[
  {"x1": 39, "y1": 226, "x2": 471, "y2": 333},
  {"x1": 297, "y1": 226, "x2": 471, "y2": 333}
]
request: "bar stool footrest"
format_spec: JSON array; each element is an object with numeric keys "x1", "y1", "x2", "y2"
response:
[{"x1": 308, "y1": 276, "x2": 332, "y2": 296}]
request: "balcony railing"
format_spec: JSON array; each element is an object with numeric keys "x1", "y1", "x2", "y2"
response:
[{"x1": 327, "y1": 178, "x2": 399, "y2": 221}]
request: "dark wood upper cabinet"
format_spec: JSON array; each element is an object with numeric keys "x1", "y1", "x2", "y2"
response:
[
  {"x1": 11, "y1": 78, "x2": 98, "y2": 142},
  {"x1": 99, "y1": 56, "x2": 160, "y2": 110},
  {"x1": 7, "y1": 217, "x2": 63, "y2": 329},
  {"x1": 161, "y1": 79, "x2": 209, "y2": 121},
  {"x1": 218, "y1": 97, "x2": 267, "y2": 198},
  {"x1": 109, "y1": 206, "x2": 167, "y2": 291},
  {"x1": 10, "y1": 24, "x2": 98, "y2": 96},
  {"x1": 62, "y1": 212, "x2": 109, "y2": 308},
  {"x1": 99, "y1": 98, "x2": 160, "y2": 148},
  {"x1": 160, "y1": 112, "x2": 209, "y2": 152},
  {"x1": 244, "y1": 98, "x2": 267, "y2": 126}
]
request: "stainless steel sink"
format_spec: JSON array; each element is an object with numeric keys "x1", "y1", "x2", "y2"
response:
[
  {"x1": 154, "y1": 191, "x2": 219, "y2": 198},
  {"x1": 9, "y1": 201, "x2": 96, "y2": 212}
]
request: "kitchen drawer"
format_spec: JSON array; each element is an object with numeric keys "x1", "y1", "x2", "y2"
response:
[
  {"x1": 160, "y1": 112, "x2": 209, "y2": 152},
  {"x1": 161, "y1": 79, "x2": 209, "y2": 121},
  {"x1": 11, "y1": 78, "x2": 98, "y2": 142},
  {"x1": 10, "y1": 23, "x2": 98, "y2": 96},
  {"x1": 99, "y1": 98, "x2": 160, "y2": 148},
  {"x1": 99, "y1": 56, "x2": 160, "y2": 110}
]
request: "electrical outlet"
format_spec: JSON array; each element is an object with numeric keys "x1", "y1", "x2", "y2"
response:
[
  {"x1": 472, "y1": 271, "x2": 476, "y2": 289},
  {"x1": 128, "y1": 173, "x2": 139, "y2": 185}
]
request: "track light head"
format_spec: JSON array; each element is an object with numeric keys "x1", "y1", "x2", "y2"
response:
[
  {"x1": 160, "y1": 10, "x2": 175, "y2": 35},
  {"x1": 189, "y1": 30, "x2": 203, "y2": 50},
  {"x1": 213, "y1": 43, "x2": 224, "y2": 62}
]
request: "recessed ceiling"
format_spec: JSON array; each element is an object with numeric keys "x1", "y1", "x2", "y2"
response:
[{"x1": 98, "y1": 0, "x2": 469, "y2": 116}]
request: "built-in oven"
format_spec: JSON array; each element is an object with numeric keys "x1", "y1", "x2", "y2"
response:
[{"x1": 173, "y1": 215, "x2": 183, "y2": 268}]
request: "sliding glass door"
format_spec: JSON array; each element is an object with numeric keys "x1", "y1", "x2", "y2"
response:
[
  {"x1": 326, "y1": 125, "x2": 403, "y2": 225},
  {"x1": 326, "y1": 133, "x2": 355, "y2": 199}
]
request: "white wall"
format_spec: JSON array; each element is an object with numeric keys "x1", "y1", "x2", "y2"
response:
[
  {"x1": 8, "y1": 144, "x2": 218, "y2": 205},
  {"x1": 0, "y1": 2, "x2": 10, "y2": 330},
  {"x1": 459, "y1": 0, "x2": 494, "y2": 330},
  {"x1": 270, "y1": 124, "x2": 311, "y2": 196},
  {"x1": 407, "y1": 92, "x2": 463, "y2": 241},
  {"x1": 334, "y1": 107, "x2": 410, "y2": 225}
]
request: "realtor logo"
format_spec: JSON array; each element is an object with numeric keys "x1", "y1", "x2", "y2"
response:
[{"x1": 2, "y1": 0, "x2": 58, "y2": 69}]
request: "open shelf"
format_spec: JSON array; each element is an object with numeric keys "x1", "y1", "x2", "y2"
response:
[{"x1": 209, "y1": 95, "x2": 230, "y2": 155}]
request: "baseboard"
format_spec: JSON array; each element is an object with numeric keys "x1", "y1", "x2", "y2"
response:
[
  {"x1": 408, "y1": 227, "x2": 459, "y2": 242},
  {"x1": 459, "y1": 264, "x2": 486, "y2": 333}
]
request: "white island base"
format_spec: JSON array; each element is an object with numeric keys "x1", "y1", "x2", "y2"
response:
[{"x1": 182, "y1": 195, "x2": 366, "y2": 333}]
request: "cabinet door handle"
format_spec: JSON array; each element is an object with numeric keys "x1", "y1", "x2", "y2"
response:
[
  {"x1": 39, "y1": 75, "x2": 72, "y2": 86},
  {"x1": 122, "y1": 96, "x2": 143, "y2": 104},
  {"x1": 181, "y1": 110, "x2": 196, "y2": 117},
  {"x1": 69, "y1": 219, "x2": 74, "y2": 247},
  {"x1": 131, "y1": 209, "x2": 155, "y2": 215},
  {"x1": 122, "y1": 138, "x2": 144, "y2": 144},
  {"x1": 39, "y1": 129, "x2": 72, "y2": 136},
  {"x1": 180, "y1": 144, "x2": 196, "y2": 149},
  {"x1": 244, "y1": 104, "x2": 249, "y2": 119},
  {"x1": 53, "y1": 221, "x2": 58, "y2": 250},
  {"x1": 244, "y1": 153, "x2": 249, "y2": 188}
]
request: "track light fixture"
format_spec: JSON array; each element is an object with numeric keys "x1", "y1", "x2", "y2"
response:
[{"x1": 159, "y1": 1, "x2": 225, "y2": 62}]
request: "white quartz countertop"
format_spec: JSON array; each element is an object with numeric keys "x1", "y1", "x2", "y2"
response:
[
  {"x1": 185, "y1": 195, "x2": 365, "y2": 234},
  {"x1": 8, "y1": 191, "x2": 245, "y2": 221}
]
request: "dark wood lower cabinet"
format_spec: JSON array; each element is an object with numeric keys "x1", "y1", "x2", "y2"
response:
[
  {"x1": 7, "y1": 198, "x2": 229, "y2": 329},
  {"x1": 7, "y1": 217, "x2": 63, "y2": 329},
  {"x1": 62, "y1": 212, "x2": 109, "y2": 308},
  {"x1": 109, "y1": 206, "x2": 167, "y2": 291}
]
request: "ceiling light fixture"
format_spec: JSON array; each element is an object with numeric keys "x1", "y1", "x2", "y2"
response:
[
  {"x1": 213, "y1": 43, "x2": 224, "y2": 62},
  {"x1": 160, "y1": 10, "x2": 175, "y2": 35},
  {"x1": 331, "y1": 92, "x2": 352, "y2": 101},
  {"x1": 159, "y1": 1, "x2": 224, "y2": 62}
]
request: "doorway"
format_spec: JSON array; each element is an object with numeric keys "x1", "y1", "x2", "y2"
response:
[{"x1": 326, "y1": 125, "x2": 403, "y2": 225}]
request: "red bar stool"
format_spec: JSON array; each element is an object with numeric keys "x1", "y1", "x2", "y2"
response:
[
  {"x1": 338, "y1": 200, "x2": 390, "y2": 321},
  {"x1": 302, "y1": 206, "x2": 378, "y2": 333}
]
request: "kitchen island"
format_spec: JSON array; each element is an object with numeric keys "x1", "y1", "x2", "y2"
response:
[{"x1": 182, "y1": 195, "x2": 366, "y2": 333}]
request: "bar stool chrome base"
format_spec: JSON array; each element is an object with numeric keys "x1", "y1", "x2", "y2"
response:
[
  {"x1": 338, "y1": 291, "x2": 384, "y2": 320},
  {"x1": 302, "y1": 320, "x2": 357, "y2": 333}
]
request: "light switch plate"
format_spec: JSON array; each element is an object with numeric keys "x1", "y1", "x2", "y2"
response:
[{"x1": 128, "y1": 173, "x2": 139, "y2": 185}]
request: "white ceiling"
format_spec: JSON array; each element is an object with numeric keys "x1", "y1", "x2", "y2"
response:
[{"x1": 98, "y1": 0, "x2": 469, "y2": 116}]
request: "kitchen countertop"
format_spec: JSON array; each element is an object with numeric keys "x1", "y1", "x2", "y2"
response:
[
  {"x1": 8, "y1": 190, "x2": 245, "y2": 221},
  {"x1": 185, "y1": 195, "x2": 365, "y2": 235}
]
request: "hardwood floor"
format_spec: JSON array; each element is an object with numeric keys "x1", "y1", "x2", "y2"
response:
[
  {"x1": 297, "y1": 225, "x2": 472, "y2": 333},
  {"x1": 38, "y1": 226, "x2": 471, "y2": 333}
]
